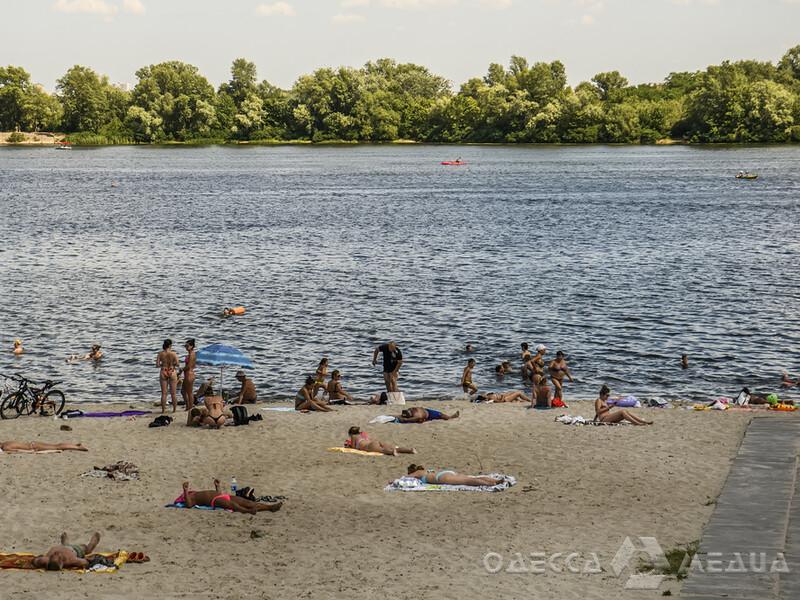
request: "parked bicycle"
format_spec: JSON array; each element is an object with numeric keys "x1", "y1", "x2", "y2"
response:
[{"x1": 0, "y1": 374, "x2": 66, "y2": 419}]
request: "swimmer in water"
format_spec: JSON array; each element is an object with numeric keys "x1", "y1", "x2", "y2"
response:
[
  {"x1": 222, "y1": 306, "x2": 246, "y2": 317},
  {"x1": 67, "y1": 344, "x2": 103, "y2": 363},
  {"x1": 13, "y1": 339, "x2": 23, "y2": 355},
  {"x1": 681, "y1": 354, "x2": 689, "y2": 369}
]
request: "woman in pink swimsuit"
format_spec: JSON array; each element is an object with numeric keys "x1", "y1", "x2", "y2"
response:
[
  {"x1": 178, "y1": 479, "x2": 282, "y2": 514},
  {"x1": 345, "y1": 427, "x2": 416, "y2": 456}
]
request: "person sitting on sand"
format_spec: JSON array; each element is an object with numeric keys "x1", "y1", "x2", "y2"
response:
[
  {"x1": 474, "y1": 391, "x2": 530, "y2": 403},
  {"x1": 397, "y1": 407, "x2": 459, "y2": 423},
  {"x1": 369, "y1": 391, "x2": 388, "y2": 405},
  {"x1": 232, "y1": 370, "x2": 257, "y2": 405},
  {"x1": 345, "y1": 426, "x2": 416, "y2": 455},
  {"x1": 32, "y1": 532, "x2": 101, "y2": 571},
  {"x1": 179, "y1": 479, "x2": 282, "y2": 514},
  {"x1": 461, "y1": 358, "x2": 478, "y2": 396},
  {"x1": 406, "y1": 464, "x2": 502, "y2": 487},
  {"x1": 12, "y1": 339, "x2": 23, "y2": 355},
  {"x1": 202, "y1": 395, "x2": 232, "y2": 428},
  {"x1": 0, "y1": 441, "x2": 88, "y2": 453},
  {"x1": 532, "y1": 375, "x2": 552, "y2": 408},
  {"x1": 594, "y1": 385, "x2": 652, "y2": 425},
  {"x1": 327, "y1": 370, "x2": 354, "y2": 404},
  {"x1": 195, "y1": 377, "x2": 215, "y2": 401},
  {"x1": 296, "y1": 376, "x2": 333, "y2": 412}
]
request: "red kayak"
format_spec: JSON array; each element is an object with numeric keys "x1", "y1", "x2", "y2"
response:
[{"x1": 441, "y1": 161, "x2": 466, "y2": 166}]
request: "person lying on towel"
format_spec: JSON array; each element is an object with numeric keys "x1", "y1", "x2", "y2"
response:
[
  {"x1": 406, "y1": 464, "x2": 502, "y2": 487},
  {"x1": 594, "y1": 385, "x2": 652, "y2": 426},
  {"x1": 32, "y1": 532, "x2": 104, "y2": 570},
  {"x1": 0, "y1": 441, "x2": 88, "y2": 453},
  {"x1": 345, "y1": 426, "x2": 416, "y2": 455},
  {"x1": 396, "y1": 407, "x2": 460, "y2": 423},
  {"x1": 178, "y1": 479, "x2": 282, "y2": 514}
]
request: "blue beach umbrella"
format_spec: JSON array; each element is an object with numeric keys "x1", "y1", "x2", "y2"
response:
[{"x1": 195, "y1": 343, "x2": 253, "y2": 396}]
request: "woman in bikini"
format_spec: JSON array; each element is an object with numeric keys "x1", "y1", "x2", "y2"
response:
[
  {"x1": 296, "y1": 376, "x2": 333, "y2": 412},
  {"x1": 179, "y1": 479, "x2": 282, "y2": 514},
  {"x1": 406, "y1": 464, "x2": 502, "y2": 487},
  {"x1": 202, "y1": 395, "x2": 230, "y2": 428},
  {"x1": 474, "y1": 391, "x2": 531, "y2": 403},
  {"x1": 326, "y1": 370, "x2": 354, "y2": 404},
  {"x1": 346, "y1": 427, "x2": 416, "y2": 455},
  {"x1": 181, "y1": 339, "x2": 197, "y2": 411},
  {"x1": 548, "y1": 350, "x2": 573, "y2": 402},
  {"x1": 594, "y1": 385, "x2": 652, "y2": 425},
  {"x1": 312, "y1": 358, "x2": 329, "y2": 399},
  {"x1": 0, "y1": 441, "x2": 88, "y2": 453},
  {"x1": 156, "y1": 339, "x2": 179, "y2": 414}
]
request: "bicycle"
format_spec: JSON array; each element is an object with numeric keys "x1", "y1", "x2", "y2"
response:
[{"x1": 0, "y1": 374, "x2": 66, "y2": 419}]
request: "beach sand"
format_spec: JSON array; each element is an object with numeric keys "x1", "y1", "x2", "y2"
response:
[{"x1": 0, "y1": 400, "x2": 756, "y2": 599}]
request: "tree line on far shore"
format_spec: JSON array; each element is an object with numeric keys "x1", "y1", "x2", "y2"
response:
[{"x1": 1, "y1": 47, "x2": 800, "y2": 145}]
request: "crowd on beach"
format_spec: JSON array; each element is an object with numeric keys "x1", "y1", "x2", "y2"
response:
[{"x1": 4, "y1": 309, "x2": 799, "y2": 572}]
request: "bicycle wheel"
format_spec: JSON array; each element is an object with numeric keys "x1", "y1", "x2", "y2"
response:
[
  {"x1": 17, "y1": 393, "x2": 34, "y2": 416},
  {"x1": 0, "y1": 393, "x2": 22, "y2": 419},
  {"x1": 42, "y1": 390, "x2": 66, "y2": 416}
]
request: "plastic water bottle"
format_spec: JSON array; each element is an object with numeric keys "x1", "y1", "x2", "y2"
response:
[{"x1": 231, "y1": 477, "x2": 238, "y2": 495}]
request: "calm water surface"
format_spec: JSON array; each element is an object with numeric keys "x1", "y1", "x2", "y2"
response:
[{"x1": 1, "y1": 144, "x2": 798, "y2": 404}]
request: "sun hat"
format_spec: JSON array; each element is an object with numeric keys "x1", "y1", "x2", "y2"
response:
[{"x1": 535, "y1": 344, "x2": 546, "y2": 352}]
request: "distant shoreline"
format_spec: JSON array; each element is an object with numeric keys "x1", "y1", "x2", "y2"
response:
[{"x1": 4, "y1": 132, "x2": 799, "y2": 147}]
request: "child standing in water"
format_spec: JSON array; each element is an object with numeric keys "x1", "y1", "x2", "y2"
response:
[{"x1": 461, "y1": 358, "x2": 477, "y2": 396}]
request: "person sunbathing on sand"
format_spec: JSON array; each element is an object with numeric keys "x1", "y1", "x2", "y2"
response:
[
  {"x1": 32, "y1": 532, "x2": 101, "y2": 570},
  {"x1": 0, "y1": 441, "x2": 88, "y2": 453},
  {"x1": 474, "y1": 391, "x2": 530, "y2": 403},
  {"x1": 346, "y1": 426, "x2": 416, "y2": 455},
  {"x1": 397, "y1": 407, "x2": 459, "y2": 423},
  {"x1": 406, "y1": 464, "x2": 501, "y2": 487},
  {"x1": 180, "y1": 479, "x2": 282, "y2": 514},
  {"x1": 594, "y1": 385, "x2": 652, "y2": 425},
  {"x1": 296, "y1": 376, "x2": 333, "y2": 412}
]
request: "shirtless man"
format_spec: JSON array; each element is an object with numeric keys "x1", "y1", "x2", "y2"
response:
[
  {"x1": 397, "y1": 407, "x2": 460, "y2": 423},
  {"x1": 326, "y1": 370, "x2": 353, "y2": 404},
  {"x1": 461, "y1": 359, "x2": 477, "y2": 395},
  {"x1": 32, "y1": 532, "x2": 101, "y2": 571},
  {"x1": 232, "y1": 371, "x2": 257, "y2": 405},
  {"x1": 520, "y1": 342, "x2": 532, "y2": 362},
  {"x1": 180, "y1": 479, "x2": 282, "y2": 514}
]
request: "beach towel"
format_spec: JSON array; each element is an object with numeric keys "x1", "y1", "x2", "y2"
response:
[
  {"x1": 261, "y1": 407, "x2": 296, "y2": 413},
  {"x1": 0, "y1": 551, "x2": 129, "y2": 573},
  {"x1": 67, "y1": 410, "x2": 151, "y2": 419},
  {"x1": 327, "y1": 447, "x2": 384, "y2": 456},
  {"x1": 165, "y1": 502, "x2": 232, "y2": 512},
  {"x1": 385, "y1": 474, "x2": 516, "y2": 493},
  {"x1": 369, "y1": 415, "x2": 398, "y2": 424},
  {"x1": 554, "y1": 414, "x2": 624, "y2": 426}
]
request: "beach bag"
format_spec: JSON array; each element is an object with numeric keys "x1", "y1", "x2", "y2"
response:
[
  {"x1": 231, "y1": 405, "x2": 249, "y2": 426},
  {"x1": 386, "y1": 392, "x2": 406, "y2": 405},
  {"x1": 148, "y1": 415, "x2": 172, "y2": 428},
  {"x1": 551, "y1": 397, "x2": 567, "y2": 408}
]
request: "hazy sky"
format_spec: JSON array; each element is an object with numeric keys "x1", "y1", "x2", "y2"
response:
[{"x1": 2, "y1": 0, "x2": 798, "y2": 91}]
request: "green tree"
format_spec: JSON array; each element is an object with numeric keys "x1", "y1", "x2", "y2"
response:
[
  {"x1": 57, "y1": 65, "x2": 114, "y2": 132},
  {"x1": 22, "y1": 86, "x2": 63, "y2": 131},
  {"x1": 130, "y1": 61, "x2": 217, "y2": 140},
  {"x1": 592, "y1": 71, "x2": 629, "y2": 102},
  {"x1": 0, "y1": 66, "x2": 32, "y2": 131}
]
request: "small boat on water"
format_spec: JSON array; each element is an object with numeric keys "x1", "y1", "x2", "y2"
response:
[
  {"x1": 735, "y1": 171, "x2": 758, "y2": 180},
  {"x1": 55, "y1": 141, "x2": 72, "y2": 150},
  {"x1": 441, "y1": 160, "x2": 466, "y2": 166}
]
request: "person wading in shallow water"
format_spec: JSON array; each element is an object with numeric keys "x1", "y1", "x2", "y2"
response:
[
  {"x1": 548, "y1": 351, "x2": 573, "y2": 403},
  {"x1": 373, "y1": 341, "x2": 403, "y2": 393}
]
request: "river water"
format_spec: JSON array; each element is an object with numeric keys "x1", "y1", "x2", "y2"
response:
[{"x1": 1, "y1": 144, "x2": 798, "y2": 404}]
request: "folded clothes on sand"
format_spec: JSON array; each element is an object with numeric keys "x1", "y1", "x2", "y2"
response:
[
  {"x1": 0, "y1": 551, "x2": 131, "y2": 573},
  {"x1": 327, "y1": 447, "x2": 384, "y2": 456},
  {"x1": 81, "y1": 461, "x2": 139, "y2": 481},
  {"x1": 385, "y1": 474, "x2": 516, "y2": 493}
]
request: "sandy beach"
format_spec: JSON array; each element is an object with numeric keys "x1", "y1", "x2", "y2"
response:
[{"x1": 0, "y1": 399, "x2": 762, "y2": 599}]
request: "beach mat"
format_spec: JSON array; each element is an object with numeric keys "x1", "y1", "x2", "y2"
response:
[
  {"x1": 327, "y1": 447, "x2": 384, "y2": 456},
  {"x1": 261, "y1": 407, "x2": 296, "y2": 413},
  {"x1": 385, "y1": 474, "x2": 516, "y2": 493},
  {"x1": 0, "y1": 551, "x2": 131, "y2": 572},
  {"x1": 165, "y1": 502, "x2": 231, "y2": 512}
]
